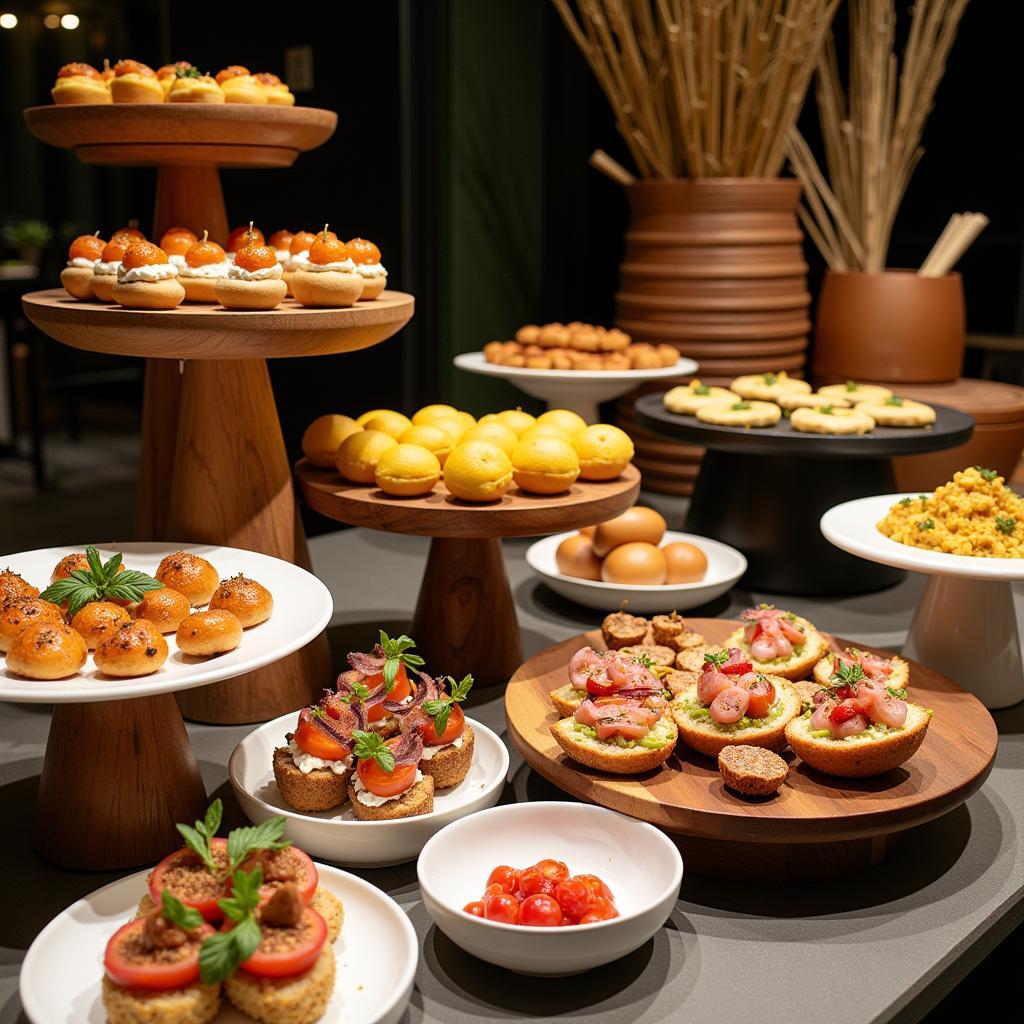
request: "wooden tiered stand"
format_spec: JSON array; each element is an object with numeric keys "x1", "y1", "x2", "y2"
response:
[{"x1": 22, "y1": 104, "x2": 414, "y2": 725}]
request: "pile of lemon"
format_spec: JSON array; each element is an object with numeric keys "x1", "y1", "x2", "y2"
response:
[{"x1": 301, "y1": 405, "x2": 634, "y2": 502}]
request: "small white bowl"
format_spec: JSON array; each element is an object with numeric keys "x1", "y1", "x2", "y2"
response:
[
  {"x1": 229, "y1": 713, "x2": 509, "y2": 868},
  {"x1": 417, "y1": 802, "x2": 682, "y2": 975},
  {"x1": 526, "y1": 529, "x2": 746, "y2": 613}
]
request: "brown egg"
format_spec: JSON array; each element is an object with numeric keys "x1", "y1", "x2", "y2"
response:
[
  {"x1": 662, "y1": 541, "x2": 708, "y2": 584},
  {"x1": 601, "y1": 542, "x2": 667, "y2": 585},
  {"x1": 555, "y1": 534, "x2": 602, "y2": 581},
  {"x1": 592, "y1": 507, "x2": 667, "y2": 558}
]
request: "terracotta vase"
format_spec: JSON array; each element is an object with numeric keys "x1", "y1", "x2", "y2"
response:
[
  {"x1": 615, "y1": 178, "x2": 811, "y2": 494},
  {"x1": 813, "y1": 269, "x2": 965, "y2": 384}
]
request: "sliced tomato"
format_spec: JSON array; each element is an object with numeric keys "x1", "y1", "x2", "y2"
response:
[
  {"x1": 356, "y1": 736, "x2": 417, "y2": 797},
  {"x1": 293, "y1": 717, "x2": 349, "y2": 761},
  {"x1": 244, "y1": 846, "x2": 318, "y2": 907},
  {"x1": 586, "y1": 675, "x2": 618, "y2": 697},
  {"x1": 238, "y1": 907, "x2": 327, "y2": 979},
  {"x1": 743, "y1": 675, "x2": 776, "y2": 719},
  {"x1": 104, "y1": 918, "x2": 212, "y2": 990},
  {"x1": 421, "y1": 703, "x2": 465, "y2": 746},
  {"x1": 149, "y1": 838, "x2": 228, "y2": 922},
  {"x1": 365, "y1": 664, "x2": 411, "y2": 723}
]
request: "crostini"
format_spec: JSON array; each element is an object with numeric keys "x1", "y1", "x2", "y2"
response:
[
  {"x1": 341, "y1": 630, "x2": 425, "y2": 738},
  {"x1": 723, "y1": 604, "x2": 828, "y2": 680},
  {"x1": 415, "y1": 672, "x2": 475, "y2": 788},
  {"x1": 671, "y1": 649, "x2": 801, "y2": 757},
  {"x1": 347, "y1": 728, "x2": 435, "y2": 820},
  {"x1": 549, "y1": 645, "x2": 662, "y2": 718},
  {"x1": 812, "y1": 646, "x2": 910, "y2": 691},
  {"x1": 273, "y1": 704, "x2": 355, "y2": 813}
]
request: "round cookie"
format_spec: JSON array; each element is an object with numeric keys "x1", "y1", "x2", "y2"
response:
[
  {"x1": 777, "y1": 391, "x2": 851, "y2": 412},
  {"x1": 854, "y1": 397, "x2": 936, "y2": 428},
  {"x1": 731, "y1": 371, "x2": 811, "y2": 402},
  {"x1": 663, "y1": 382, "x2": 739, "y2": 415},
  {"x1": 790, "y1": 406, "x2": 875, "y2": 435},
  {"x1": 818, "y1": 382, "x2": 892, "y2": 405},
  {"x1": 697, "y1": 400, "x2": 781, "y2": 428}
]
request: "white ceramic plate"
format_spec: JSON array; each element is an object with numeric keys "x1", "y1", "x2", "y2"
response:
[
  {"x1": 0, "y1": 542, "x2": 332, "y2": 703},
  {"x1": 229, "y1": 713, "x2": 509, "y2": 867},
  {"x1": 418, "y1": 802, "x2": 682, "y2": 975},
  {"x1": 526, "y1": 529, "x2": 746, "y2": 613},
  {"x1": 19, "y1": 862, "x2": 417, "y2": 1024},
  {"x1": 820, "y1": 495, "x2": 1024, "y2": 581}
]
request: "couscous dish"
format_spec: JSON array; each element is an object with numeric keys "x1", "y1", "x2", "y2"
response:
[{"x1": 877, "y1": 466, "x2": 1024, "y2": 557}]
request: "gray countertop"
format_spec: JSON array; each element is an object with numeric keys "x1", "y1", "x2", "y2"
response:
[{"x1": 1, "y1": 525, "x2": 1022, "y2": 1024}]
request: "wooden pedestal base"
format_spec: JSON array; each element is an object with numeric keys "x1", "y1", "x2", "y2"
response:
[
  {"x1": 33, "y1": 695, "x2": 207, "y2": 870},
  {"x1": 412, "y1": 537, "x2": 523, "y2": 688}
]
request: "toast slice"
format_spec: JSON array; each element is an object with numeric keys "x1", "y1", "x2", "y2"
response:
[
  {"x1": 723, "y1": 620, "x2": 828, "y2": 680},
  {"x1": 549, "y1": 683, "x2": 586, "y2": 718},
  {"x1": 272, "y1": 746, "x2": 352, "y2": 813},
  {"x1": 420, "y1": 725, "x2": 475, "y2": 788},
  {"x1": 671, "y1": 676, "x2": 801, "y2": 758},
  {"x1": 347, "y1": 774, "x2": 434, "y2": 821},
  {"x1": 812, "y1": 650, "x2": 910, "y2": 690},
  {"x1": 550, "y1": 715, "x2": 678, "y2": 775},
  {"x1": 784, "y1": 703, "x2": 931, "y2": 777}
]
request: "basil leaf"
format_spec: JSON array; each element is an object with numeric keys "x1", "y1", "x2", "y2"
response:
[
  {"x1": 161, "y1": 891, "x2": 204, "y2": 930},
  {"x1": 199, "y1": 929, "x2": 242, "y2": 984},
  {"x1": 176, "y1": 823, "x2": 217, "y2": 873},
  {"x1": 86, "y1": 546, "x2": 104, "y2": 580},
  {"x1": 102, "y1": 551, "x2": 123, "y2": 581},
  {"x1": 227, "y1": 817, "x2": 289, "y2": 872}
]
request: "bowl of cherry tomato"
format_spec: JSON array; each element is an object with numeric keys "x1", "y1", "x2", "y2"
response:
[{"x1": 416, "y1": 801, "x2": 683, "y2": 975}]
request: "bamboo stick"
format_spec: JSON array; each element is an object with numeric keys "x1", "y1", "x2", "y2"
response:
[{"x1": 589, "y1": 148, "x2": 638, "y2": 185}]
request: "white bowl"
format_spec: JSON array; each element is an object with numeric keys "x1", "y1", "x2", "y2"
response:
[
  {"x1": 417, "y1": 802, "x2": 682, "y2": 975},
  {"x1": 526, "y1": 529, "x2": 746, "y2": 613},
  {"x1": 229, "y1": 712, "x2": 509, "y2": 867},
  {"x1": 20, "y1": 862, "x2": 416, "y2": 1024}
]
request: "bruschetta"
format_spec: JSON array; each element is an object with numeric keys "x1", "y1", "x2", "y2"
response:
[{"x1": 723, "y1": 605, "x2": 828, "y2": 680}]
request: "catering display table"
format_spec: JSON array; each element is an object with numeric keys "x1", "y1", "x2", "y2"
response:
[{"x1": 2, "y1": 525, "x2": 1021, "y2": 1024}]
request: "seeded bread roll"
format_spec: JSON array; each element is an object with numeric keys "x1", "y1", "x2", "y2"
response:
[
  {"x1": 94, "y1": 619, "x2": 169, "y2": 677},
  {"x1": 0, "y1": 597, "x2": 63, "y2": 653},
  {"x1": 70, "y1": 600, "x2": 132, "y2": 649},
  {"x1": 132, "y1": 587, "x2": 191, "y2": 634},
  {"x1": 156, "y1": 552, "x2": 219, "y2": 606},
  {"x1": 550, "y1": 715, "x2": 678, "y2": 774},
  {"x1": 718, "y1": 744, "x2": 789, "y2": 796},
  {"x1": 0, "y1": 569, "x2": 39, "y2": 603}
]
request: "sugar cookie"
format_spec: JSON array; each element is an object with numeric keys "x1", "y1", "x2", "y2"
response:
[
  {"x1": 731, "y1": 371, "x2": 811, "y2": 402},
  {"x1": 664, "y1": 380, "x2": 739, "y2": 415},
  {"x1": 790, "y1": 405, "x2": 875, "y2": 435},
  {"x1": 854, "y1": 396, "x2": 936, "y2": 427},
  {"x1": 696, "y1": 400, "x2": 782, "y2": 428}
]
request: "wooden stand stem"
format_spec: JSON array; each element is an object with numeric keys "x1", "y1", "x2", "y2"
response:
[
  {"x1": 33, "y1": 695, "x2": 207, "y2": 870},
  {"x1": 153, "y1": 164, "x2": 229, "y2": 245},
  {"x1": 412, "y1": 536, "x2": 523, "y2": 688}
]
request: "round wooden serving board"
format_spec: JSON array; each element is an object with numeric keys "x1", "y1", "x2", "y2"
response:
[{"x1": 505, "y1": 619, "x2": 998, "y2": 880}]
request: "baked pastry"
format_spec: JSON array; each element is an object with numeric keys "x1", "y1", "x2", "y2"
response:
[
  {"x1": 155, "y1": 551, "x2": 219, "y2": 605},
  {"x1": 282, "y1": 230, "x2": 316, "y2": 295},
  {"x1": 415, "y1": 674, "x2": 475, "y2": 788},
  {"x1": 854, "y1": 396, "x2": 936, "y2": 428},
  {"x1": 156, "y1": 60, "x2": 194, "y2": 95},
  {"x1": 132, "y1": 587, "x2": 191, "y2": 634},
  {"x1": 109, "y1": 60, "x2": 164, "y2": 103},
  {"x1": 651, "y1": 611, "x2": 705, "y2": 651},
  {"x1": 616, "y1": 643, "x2": 676, "y2": 668},
  {"x1": 291, "y1": 227, "x2": 364, "y2": 307},
  {"x1": 176, "y1": 609, "x2": 243, "y2": 656},
  {"x1": 208, "y1": 574, "x2": 274, "y2": 627},
  {"x1": 70, "y1": 600, "x2": 132, "y2": 649},
  {"x1": 49, "y1": 552, "x2": 89, "y2": 584},
  {"x1": 601, "y1": 610, "x2": 649, "y2": 649},
  {"x1": 0, "y1": 568, "x2": 39, "y2": 603},
  {"x1": 346, "y1": 238, "x2": 388, "y2": 300},
  {"x1": 818, "y1": 381, "x2": 893, "y2": 405},
  {"x1": 731, "y1": 371, "x2": 811, "y2": 402},
  {"x1": 112, "y1": 241, "x2": 185, "y2": 309},
  {"x1": 94, "y1": 620, "x2": 169, "y2": 676},
  {"x1": 254, "y1": 71, "x2": 295, "y2": 105},
  {"x1": 158, "y1": 227, "x2": 198, "y2": 269},
  {"x1": 168, "y1": 70, "x2": 225, "y2": 104},
  {"x1": 90, "y1": 235, "x2": 135, "y2": 303},
  {"x1": 61, "y1": 232, "x2": 107, "y2": 299},
  {"x1": 790, "y1": 405, "x2": 875, "y2": 435},
  {"x1": 0, "y1": 597, "x2": 63, "y2": 653},
  {"x1": 219, "y1": 67, "x2": 266, "y2": 104},
  {"x1": 179, "y1": 231, "x2": 231, "y2": 303},
  {"x1": 215, "y1": 65, "x2": 250, "y2": 86},
  {"x1": 724, "y1": 606, "x2": 829, "y2": 680},
  {"x1": 663, "y1": 380, "x2": 739, "y2": 415},
  {"x1": 51, "y1": 62, "x2": 110, "y2": 104},
  {"x1": 696, "y1": 399, "x2": 781, "y2": 427},
  {"x1": 718, "y1": 745, "x2": 789, "y2": 796},
  {"x1": 267, "y1": 229, "x2": 295, "y2": 268},
  {"x1": 776, "y1": 391, "x2": 850, "y2": 412},
  {"x1": 214, "y1": 226, "x2": 287, "y2": 310},
  {"x1": 6, "y1": 622, "x2": 88, "y2": 680}
]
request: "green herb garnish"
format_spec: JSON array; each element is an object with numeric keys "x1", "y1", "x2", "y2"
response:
[
  {"x1": 899, "y1": 497, "x2": 913, "y2": 506},
  {"x1": 885, "y1": 396, "x2": 904, "y2": 406},
  {"x1": 731, "y1": 401, "x2": 752, "y2": 411},
  {"x1": 996, "y1": 516, "x2": 1017, "y2": 536},
  {"x1": 160, "y1": 891, "x2": 204, "y2": 931},
  {"x1": 703, "y1": 650, "x2": 729, "y2": 668},
  {"x1": 631, "y1": 653, "x2": 655, "y2": 670},
  {"x1": 761, "y1": 373, "x2": 777, "y2": 385},
  {"x1": 423, "y1": 673, "x2": 474, "y2": 736},
  {"x1": 39, "y1": 545, "x2": 163, "y2": 618},
  {"x1": 176, "y1": 800, "x2": 223, "y2": 874},
  {"x1": 917, "y1": 518, "x2": 935, "y2": 531},
  {"x1": 845, "y1": 380, "x2": 858, "y2": 392},
  {"x1": 378, "y1": 631, "x2": 425, "y2": 692},
  {"x1": 820, "y1": 404, "x2": 835, "y2": 414},
  {"x1": 886, "y1": 686, "x2": 908, "y2": 700},
  {"x1": 175, "y1": 799, "x2": 289, "y2": 879},
  {"x1": 693, "y1": 383, "x2": 710, "y2": 395},
  {"x1": 352, "y1": 730, "x2": 395, "y2": 773},
  {"x1": 976, "y1": 467, "x2": 998, "y2": 481},
  {"x1": 830, "y1": 660, "x2": 865, "y2": 688},
  {"x1": 341, "y1": 680, "x2": 371, "y2": 704},
  {"x1": 176, "y1": 65, "x2": 202, "y2": 79},
  {"x1": 198, "y1": 868, "x2": 264, "y2": 985}
]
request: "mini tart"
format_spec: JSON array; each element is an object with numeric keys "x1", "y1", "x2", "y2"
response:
[
  {"x1": 818, "y1": 382, "x2": 893, "y2": 405},
  {"x1": 671, "y1": 676, "x2": 800, "y2": 757},
  {"x1": 784, "y1": 703, "x2": 932, "y2": 777},
  {"x1": 663, "y1": 383, "x2": 739, "y2": 415},
  {"x1": 419, "y1": 725, "x2": 474, "y2": 788},
  {"x1": 52, "y1": 76, "x2": 111, "y2": 105},
  {"x1": 101, "y1": 976, "x2": 220, "y2": 1024},
  {"x1": 111, "y1": 73, "x2": 164, "y2": 104},
  {"x1": 6, "y1": 621, "x2": 88, "y2": 680},
  {"x1": 221, "y1": 75, "x2": 267, "y2": 104},
  {"x1": 550, "y1": 714, "x2": 678, "y2": 774},
  {"x1": 812, "y1": 650, "x2": 910, "y2": 690},
  {"x1": 731, "y1": 372, "x2": 811, "y2": 402},
  {"x1": 290, "y1": 270, "x2": 363, "y2": 308},
  {"x1": 273, "y1": 745, "x2": 351, "y2": 813},
  {"x1": 225, "y1": 944, "x2": 335, "y2": 1024},
  {"x1": 853, "y1": 398, "x2": 936, "y2": 428},
  {"x1": 214, "y1": 277, "x2": 287, "y2": 310},
  {"x1": 777, "y1": 391, "x2": 851, "y2": 412},
  {"x1": 723, "y1": 617, "x2": 829, "y2": 679},
  {"x1": 347, "y1": 774, "x2": 434, "y2": 821},
  {"x1": 696, "y1": 400, "x2": 781, "y2": 428},
  {"x1": 91, "y1": 271, "x2": 119, "y2": 303},
  {"x1": 168, "y1": 75, "x2": 225, "y2": 103},
  {"x1": 717, "y1": 745, "x2": 789, "y2": 796},
  {"x1": 790, "y1": 406, "x2": 875, "y2": 435},
  {"x1": 112, "y1": 279, "x2": 186, "y2": 310},
  {"x1": 60, "y1": 266, "x2": 97, "y2": 300}
]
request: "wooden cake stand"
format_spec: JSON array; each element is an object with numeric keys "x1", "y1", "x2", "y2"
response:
[
  {"x1": 505, "y1": 620, "x2": 997, "y2": 881},
  {"x1": 295, "y1": 461, "x2": 641, "y2": 686},
  {"x1": 22, "y1": 104, "x2": 412, "y2": 723},
  {"x1": 634, "y1": 394, "x2": 974, "y2": 594}
]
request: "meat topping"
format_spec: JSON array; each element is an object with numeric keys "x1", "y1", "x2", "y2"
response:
[{"x1": 259, "y1": 883, "x2": 303, "y2": 927}]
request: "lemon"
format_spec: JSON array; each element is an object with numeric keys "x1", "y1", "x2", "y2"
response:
[
  {"x1": 443, "y1": 440, "x2": 513, "y2": 502},
  {"x1": 374, "y1": 443, "x2": 441, "y2": 497},
  {"x1": 356, "y1": 408, "x2": 396, "y2": 427},
  {"x1": 362, "y1": 410, "x2": 413, "y2": 439},
  {"x1": 537, "y1": 408, "x2": 588, "y2": 436},
  {"x1": 494, "y1": 408, "x2": 537, "y2": 437},
  {"x1": 429, "y1": 414, "x2": 472, "y2": 444},
  {"x1": 335, "y1": 429, "x2": 398, "y2": 484},
  {"x1": 572, "y1": 423, "x2": 635, "y2": 480},
  {"x1": 511, "y1": 436, "x2": 580, "y2": 494},
  {"x1": 460, "y1": 421, "x2": 519, "y2": 456},
  {"x1": 301, "y1": 414, "x2": 361, "y2": 468},
  {"x1": 399, "y1": 424, "x2": 454, "y2": 466},
  {"x1": 412, "y1": 403, "x2": 458, "y2": 426},
  {"x1": 519, "y1": 423, "x2": 573, "y2": 446}
]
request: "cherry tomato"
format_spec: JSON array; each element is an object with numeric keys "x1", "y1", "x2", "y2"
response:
[
  {"x1": 148, "y1": 838, "x2": 229, "y2": 922},
  {"x1": 483, "y1": 893, "x2": 520, "y2": 925},
  {"x1": 365, "y1": 663, "x2": 411, "y2": 723},
  {"x1": 574, "y1": 874, "x2": 613, "y2": 902},
  {"x1": 356, "y1": 736, "x2": 418, "y2": 797},
  {"x1": 293, "y1": 716, "x2": 349, "y2": 761},
  {"x1": 519, "y1": 894, "x2": 564, "y2": 927},
  {"x1": 579, "y1": 896, "x2": 619, "y2": 923},
  {"x1": 829, "y1": 701, "x2": 861, "y2": 725},
  {"x1": 421, "y1": 702, "x2": 465, "y2": 746},
  {"x1": 555, "y1": 878, "x2": 592, "y2": 923},
  {"x1": 533, "y1": 859, "x2": 569, "y2": 885},
  {"x1": 517, "y1": 866, "x2": 557, "y2": 900},
  {"x1": 485, "y1": 865, "x2": 521, "y2": 895},
  {"x1": 463, "y1": 901, "x2": 485, "y2": 918},
  {"x1": 237, "y1": 907, "x2": 327, "y2": 978},
  {"x1": 484, "y1": 882, "x2": 507, "y2": 898},
  {"x1": 104, "y1": 917, "x2": 213, "y2": 989},
  {"x1": 586, "y1": 675, "x2": 618, "y2": 697}
]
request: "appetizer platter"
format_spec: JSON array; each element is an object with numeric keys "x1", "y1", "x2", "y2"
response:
[
  {"x1": 504, "y1": 613, "x2": 997, "y2": 880},
  {"x1": 633, "y1": 389, "x2": 974, "y2": 593}
]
